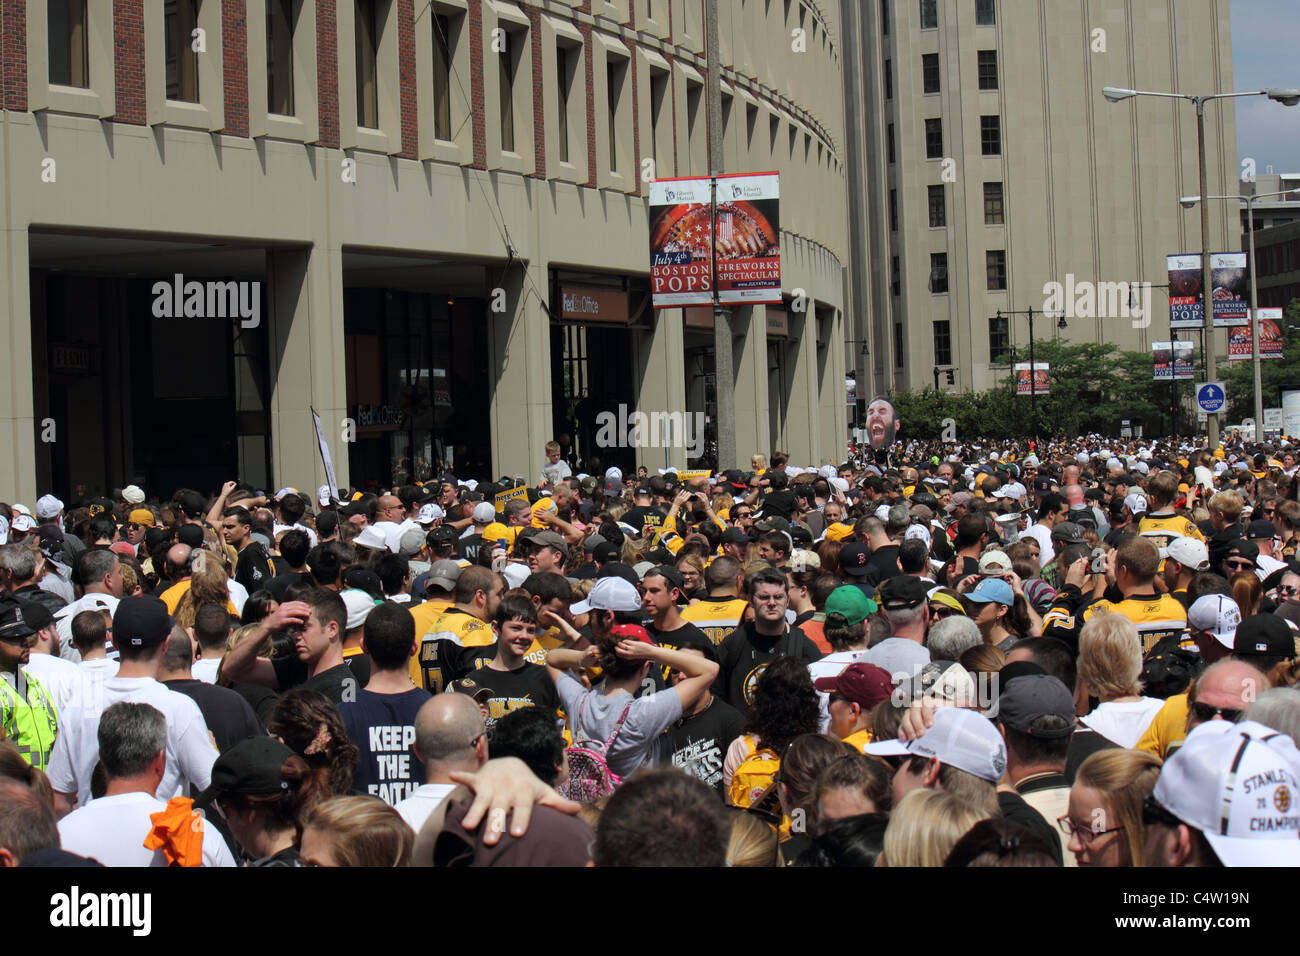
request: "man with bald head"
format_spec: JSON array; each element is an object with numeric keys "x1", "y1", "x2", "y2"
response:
[
  {"x1": 392, "y1": 692, "x2": 489, "y2": 832},
  {"x1": 1137, "y1": 658, "x2": 1270, "y2": 760}
]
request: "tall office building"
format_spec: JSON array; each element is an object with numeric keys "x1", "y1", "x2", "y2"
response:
[{"x1": 842, "y1": 0, "x2": 1243, "y2": 407}]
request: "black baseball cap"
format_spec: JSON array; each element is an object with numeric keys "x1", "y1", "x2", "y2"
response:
[
  {"x1": 0, "y1": 598, "x2": 37, "y2": 640},
  {"x1": 878, "y1": 575, "x2": 928, "y2": 610},
  {"x1": 195, "y1": 736, "x2": 298, "y2": 809},
  {"x1": 342, "y1": 567, "x2": 384, "y2": 598},
  {"x1": 1233, "y1": 615, "x2": 1294, "y2": 660},
  {"x1": 643, "y1": 564, "x2": 685, "y2": 594},
  {"x1": 177, "y1": 491, "x2": 206, "y2": 519},
  {"x1": 426, "y1": 526, "x2": 458, "y2": 548},
  {"x1": 176, "y1": 525, "x2": 205, "y2": 548},
  {"x1": 592, "y1": 542, "x2": 621, "y2": 565},
  {"x1": 721, "y1": 527, "x2": 751, "y2": 545},
  {"x1": 839, "y1": 543, "x2": 871, "y2": 577},
  {"x1": 112, "y1": 597, "x2": 172, "y2": 648},
  {"x1": 16, "y1": 601, "x2": 53, "y2": 633},
  {"x1": 997, "y1": 675, "x2": 1075, "y2": 737}
]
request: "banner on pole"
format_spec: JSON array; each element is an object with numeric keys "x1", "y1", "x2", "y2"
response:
[
  {"x1": 713, "y1": 173, "x2": 781, "y2": 306},
  {"x1": 1227, "y1": 308, "x2": 1284, "y2": 361},
  {"x1": 1015, "y1": 363, "x2": 1050, "y2": 396},
  {"x1": 1167, "y1": 253, "x2": 1249, "y2": 328},
  {"x1": 1153, "y1": 341, "x2": 1194, "y2": 379},
  {"x1": 649, "y1": 177, "x2": 715, "y2": 308}
]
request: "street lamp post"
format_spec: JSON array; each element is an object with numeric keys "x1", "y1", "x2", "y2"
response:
[
  {"x1": 1101, "y1": 85, "x2": 1299, "y2": 447},
  {"x1": 1180, "y1": 188, "x2": 1298, "y2": 437}
]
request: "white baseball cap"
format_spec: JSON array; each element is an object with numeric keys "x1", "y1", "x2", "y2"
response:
[
  {"x1": 1151, "y1": 720, "x2": 1300, "y2": 866},
  {"x1": 977, "y1": 549, "x2": 1012, "y2": 576},
  {"x1": 1187, "y1": 594, "x2": 1242, "y2": 648},
  {"x1": 1165, "y1": 536, "x2": 1209, "y2": 572},
  {"x1": 472, "y1": 502, "x2": 497, "y2": 524},
  {"x1": 865, "y1": 708, "x2": 1007, "y2": 783},
  {"x1": 317, "y1": 484, "x2": 336, "y2": 508},
  {"x1": 274, "y1": 486, "x2": 300, "y2": 501},
  {"x1": 354, "y1": 525, "x2": 388, "y2": 551},
  {"x1": 1123, "y1": 493, "x2": 1148, "y2": 515},
  {"x1": 35, "y1": 495, "x2": 64, "y2": 520},
  {"x1": 417, "y1": 503, "x2": 445, "y2": 525},
  {"x1": 570, "y1": 576, "x2": 642, "y2": 615},
  {"x1": 340, "y1": 589, "x2": 379, "y2": 630},
  {"x1": 11, "y1": 514, "x2": 36, "y2": 533},
  {"x1": 121, "y1": 485, "x2": 146, "y2": 505}
]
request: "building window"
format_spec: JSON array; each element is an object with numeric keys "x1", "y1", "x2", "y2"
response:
[
  {"x1": 934, "y1": 321, "x2": 952, "y2": 366},
  {"x1": 166, "y1": 0, "x2": 202, "y2": 102},
  {"x1": 884, "y1": 59, "x2": 892, "y2": 100},
  {"x1": 925, "y1": 118, "x2": 943, "y2": 159},
  {"x1": 987, "y1": 250, "x2": 1007, "y2": 290},
  {"x1": 432, "y1": 12, "x2": 452, "y2": 140},
  {"x1": 895, "y1": 322, "x2": 905, "y2": 368},
  {"x1": 978, "y1": 50, "x2": 998, "y2": 90},
  {"x1": 267, "y1": 0, "x2": 295, "y2": 116},
  {"x1": 650, "y1": 70, "x2": 669, "y2": 174},
  {"x1": 920, "y1": 0, "x2": 938, "y2": 29},
  {"x1": 882, "y1": 0, "x2": 890, "y2": 35},
  {"x1": 922, "y1": 53, "x2": 940, "y2": 94},
  {"x1": 989, "y1": 314, "x2": 1010, "y2": 364},
  {"x1": 607, "y1": 58, "x2": 626, "y2": 172},
  {"x1": 981, "y1": 115, "x2": 1001, "y2": 155},
  {"x1": 890, "y1": 189, "x2": 898, "y2": 231},
  {"x1": 984, "y1": 182, "x2": 1004, "y2": 224},
  {"x1": 499, "y1": 29, "x2": 520, "y2": 152},
  {"x1": 892, "y1": 255, "x2": 901, "y2": 296},
  {"x1": 930, "y1": 253, "x2": 948, "y2": 294},
  {"x1": 887, "y1": 123, "x2": 895, "y2": 164},
  {"x1": 48, "y1": 0, "x2": 89, "y2": 88},
  {"x1": 557, "y1": 46, "x2": 572, "y2": 163},
  {"x1": 355, "y1": 0, "x2": 380, "y2": 128},
  {"x1": 976, "y1": 0, "x2": 996, "y2": 26},
  {"x1": 928, "y1": 185, "x2": 945, "y2": 227}
]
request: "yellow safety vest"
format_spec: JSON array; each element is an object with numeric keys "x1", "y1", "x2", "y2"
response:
[{"x1": 0, "y1": 670, "x2": 59, "y2": 771}]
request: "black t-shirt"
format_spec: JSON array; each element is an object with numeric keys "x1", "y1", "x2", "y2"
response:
[
  {"x1": 1103, "y1": 526, "x2": 1135, "y2": 549},
  {"x1": 941, "y1": 555, "x2": 980, "y2": 588},
  {"x1": 339, "y1": 687, "x2": 433, "y2": 805},
  {"x1": 663, "y1": 695, "x2": 744, "y2": 796},
  {"x1": 162, "y1": 679, "x2": 264, "y2": 753},
  {"x1": 231, "y1": 681, "x2": 278, "y2": 729},
  {"x1": 716, "y1": 623, "x2": 822, "y2": 712},
  {"x1": 456, "y1": 533, "x2": 485, "y2": 564},
  {"x1": 760, "y1": 490, "x2": 800, "y2": 521},
  {"x1": 271, "y1": 662, "x2": 356, "y2": 704},
  {"x1": 624, "y1": 506, "x2": 667, "y2": 534},
  {"x1": 470, "y1": 662, "x2": 561, "y2": 729},
  {"x1": 233, "y1": 543, "x2": 274, "y2": 594},
  {"x1": 643, "y1": 621, "x2": 711, "y2": 692},
  {"x1": 997, "y1": 790, "x2": 1064, "y2": 866},
  {"x1": 266, "y1": 570, "x2": 312, "y2": 602},
  {"x1": 863, "y1": 545, "x2": 901, "y2": 586},
  {"x1": 344, "y1": 652, "x2": 372, "y2": 688}
]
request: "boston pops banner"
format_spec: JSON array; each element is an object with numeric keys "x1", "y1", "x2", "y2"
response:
[
  {"x1": 713, "y1": 172, "x2": 782, "y2": 306},
  {"x1": 649, "y1": 173, "x2": 781, "y2": 309},
  {"x1": 649, "y1": 177, "x2": 716, "y2": 308},
  {"x1": 1015, "y1": 363, "x2": 1050, "y2": 396},
  {"x1": 1152, "y1": 340, "x2": 1195, "y2": 380},
  {"x1": 1167, "y1": 253, "x2": 1250, "y2": 328},
  {"x1": 1228, "y1": 308, "x2": 1284, "y2": 361}
]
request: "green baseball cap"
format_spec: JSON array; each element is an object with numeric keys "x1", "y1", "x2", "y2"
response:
[{"x1": 824, "y1": 586, "x2": 878, "y2": 626}]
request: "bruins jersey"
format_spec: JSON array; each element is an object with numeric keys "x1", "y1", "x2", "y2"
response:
[
  {"x1": 408, "y1": 599, "x2": 453, "y2": 688},
  {"x1": 679, "y1": 598, "x2": 749, "y2": 645},
  {"x1": 416, "y1": 608, "x2": 494, "y2": 693},
  {"x1": 1082, "y1": 593, "x2": 1188, "y2": 655},
  {"x1": 1138, "y1": 512, "x2": 1205, "y2": 550}
]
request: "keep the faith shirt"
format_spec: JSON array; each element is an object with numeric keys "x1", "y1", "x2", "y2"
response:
[{"x1": 340, "y1": 688, "x2": 433, "y2": 805}]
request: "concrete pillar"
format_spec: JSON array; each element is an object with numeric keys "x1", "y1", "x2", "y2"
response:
[
  {"x1": 488, "y1": 261, "x2": 553, "y2": 481},
  {"x1": 268, "y1": 245, "x2": 350, "y2": 493},
  {"x1": 817, "y1": 308, "x2": 848, "y2": 464},
  {"x1": 633, "y1": 309, "x2": 690, "y2": 470},
  {"x1": 0, "y1": 227, "x2": 38, "y2": 504},
  {"x1": 732, "y1": 305, "x2": 768, "y2": 462},
  {"x1": 781, "y1": 303, "x2": 817, "y2": 464}
]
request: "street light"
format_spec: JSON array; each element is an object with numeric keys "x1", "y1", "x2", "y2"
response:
[
  {"x1": 1103, "y1": 85, "x2": 1300, "y2": 445},
  {"x1": 1181, "y1": 188, "x2": 1299, "y2": 437}
]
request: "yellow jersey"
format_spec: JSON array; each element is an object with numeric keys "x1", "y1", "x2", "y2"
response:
[
  {"x1": 1082, "y1": 593, "x2": 1188, "y2": 655},
  {"x1": 408, "y1": 599, "x2": 453, "y2": 686},
  {"x1": 679, "y1": 598, "x2": 749, "y2": 645},
  {"x1": 1138, "y1": 513, "x2": 1206, "y2": 550}
]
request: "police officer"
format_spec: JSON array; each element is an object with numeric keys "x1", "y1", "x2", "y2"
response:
[{"x1": 0, "y1": 597, "x2": 59, "y2": 771}]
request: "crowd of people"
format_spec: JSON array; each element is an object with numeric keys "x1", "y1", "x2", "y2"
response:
[{"x1": 2, "y1": 431, "x2": 1300, "y2": 867}]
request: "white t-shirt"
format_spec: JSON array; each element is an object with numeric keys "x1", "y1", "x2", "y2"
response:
[
  {"x1": 1079, "y1": 698, "x2": 1165, "y2": 749},
  {"x1": 274, "y1": 522, "x2": 318, "y2": 548},
  {"x1": 21, "y1": 652, "x2": 82, "y2": 714},
  {"x1": 53, "y1": 593, "x2": 120, "y2": 655},
  {"x1": 808, "y1": 649, "x2": 869, "y2": 733},
  {"x1": 226, "y1": 579, "x2": 249, "y2": 616},
  {"x1": 58, "y1": 791, "x2": 236, "y2": 867},
  {"x1": 374, "y1": 519, "x2": 417, "y2": 555},
  {"x1": 79, "y1": 657, "x2": 120, "y2": 682},
  {"x1": 393, "y1": 783, "x2": 458, "y2": 834},
  {"x1": 191, "y1": 658, "x2": 221, "y2": 685},
  {"x1": 46, "y1": 676, "x2": 218, "y2": 807}
]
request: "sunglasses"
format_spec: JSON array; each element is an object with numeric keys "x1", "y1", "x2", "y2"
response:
[{"x1": 1190, "y1": 701, "x2": 1243, "y2": 723}]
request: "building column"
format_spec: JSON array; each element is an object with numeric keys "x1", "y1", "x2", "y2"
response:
[
  {"x1": 817, "y1": 307, "x2": 848, "y2": 464},
  {"x1": 781, "y1": 304, "x2": 817, "y2": 464},
  {"x1": 732, "y1": 305, "x2": 768, "y2": 461},
  {"x1": 267, "y1": 245, "x2": 351, "y2": 493},
  {"x1": 0, "y1": 226, "x2": 37, "y2": 504},
  {"x1": 488, "y1": 261, "x2": 553, "y2": 481},
  {"x1": 633, "y1": 309, "x2": 689, "y2": 470}
]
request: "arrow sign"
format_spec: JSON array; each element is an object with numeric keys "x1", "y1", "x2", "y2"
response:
[{"x1": 1196, "y1": 382, "x2": 1226, "y2": 415}]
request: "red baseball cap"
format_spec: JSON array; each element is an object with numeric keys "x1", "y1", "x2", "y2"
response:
[
  {"x1": 814, "y1": 662, "x2": 895, "y2": 709},
  {"x1": 609, "y1": 623, "x2": 655, "y2": 645}
]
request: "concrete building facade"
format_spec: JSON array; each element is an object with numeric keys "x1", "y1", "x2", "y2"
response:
[
  {"x1": 0, "y1": 0, "x2": 849, "y2": 503},
  {"x1": 841, "y1": 0, "x2": 1245, "y2": 409}
]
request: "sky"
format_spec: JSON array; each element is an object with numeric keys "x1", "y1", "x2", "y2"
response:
[{"x1": 1231, "y1": 0, "x2": 1300, "y2": 174}]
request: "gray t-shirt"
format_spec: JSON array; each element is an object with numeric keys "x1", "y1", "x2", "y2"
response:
[{"x1": 556, "y1": 671, "x2": 682, "y2": 778}]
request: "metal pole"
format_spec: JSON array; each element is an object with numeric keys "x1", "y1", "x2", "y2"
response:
[
  {"x1": 1196, "y1": 98, "x2": 1219, "y2": 447},
  {"x1": 705, "y1": 0, "x2": 735, "y2": 471},
  {"x1": 1028, "y1": 307, "x2": 1037, "y2": 444},
  {"x1": 1247, "y1": 197, "x2": 1265, "y2": 434}
]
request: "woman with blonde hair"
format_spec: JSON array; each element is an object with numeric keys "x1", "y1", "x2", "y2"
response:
[
  {"x1": 173, "y1": 554, "x2": 233, "y2": 630},
  {"x1": 1060, "y1": 749, "x2": 1161, "y2": 867},
  {"x1": 675, "y1": 553, "x2": 707, "y2": 603},
  {"x1": 1074, "y1": 611, "x2": 1163, "y2": 748},
  {"x1": 881, "y1": 788, "x2": 993, "y2": 867},
  {"x1": 299, "y1": 795, "x2": 413, "y2": 867},
  {"x1": 726, "y1": 808, "x2": 780, "y2": 867}
]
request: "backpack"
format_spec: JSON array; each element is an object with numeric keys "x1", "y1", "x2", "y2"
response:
[
  {"x1": 1141, "y1": 631, "x2": 1200, "y2": 699},
  {"x1": 556, "y1": 694, "x2": 633, "y2": 804},
  {"x1": 727, "y1": 735, "x2": 781, "y2": 810}
]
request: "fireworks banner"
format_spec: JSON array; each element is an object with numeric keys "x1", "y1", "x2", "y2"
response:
[
  {"x1": 1167, "y1": 253, "x2": 1250, "y2": 328},
  {"x1": 713, "y1": 173, "x2": 782, "y2": 306},
  {"x1": 649, "y1": 173, "x2": 781, "y2": 309},
  {"x1": 1152, "y1": 341, "x2": 1195, "y2": 380},
  {"x1": 1228, "y1": 308, "x2": 1284, "y2": 361},
  {"x1": 1015, "y1": 363, "x2": 1050, "y2": 396}
]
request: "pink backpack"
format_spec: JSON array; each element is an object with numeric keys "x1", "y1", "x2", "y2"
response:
[{"x1": 557, "y1": 694, "x2": 633, "y2": 804}]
